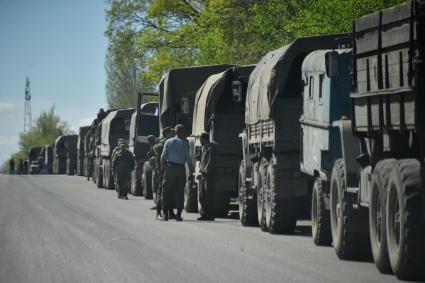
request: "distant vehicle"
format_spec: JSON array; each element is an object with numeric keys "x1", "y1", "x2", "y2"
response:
[
  {"x1": 38, "y1": 145, "x2": 53, "y2": 174},
  {"x1": 129, "y1": 96, "x2": 159, "y2": 198},
  {"x1": 158, "y1": 64, "x2": 237, "y2": 212},
  {"x1": 53, "y1": 135, "x2": 77, "y2": 174},
  {"x1": 94, "y1": 108, "x2": 135, "y2": 190},
  {"x1": 77, "y1": 126, "x2": 91, "y2": 176},
  {"x1": 29, "y1": 161, "x2": 40, "y2": 174}
]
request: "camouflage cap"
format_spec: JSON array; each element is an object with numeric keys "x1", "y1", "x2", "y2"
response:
[{"x1": 162, "y1": 127, "x2": 173, "y2": 134}]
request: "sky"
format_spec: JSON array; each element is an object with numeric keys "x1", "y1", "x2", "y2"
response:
[{"x1": 0, "y1": 0, "x2": 108, "y2": 165}]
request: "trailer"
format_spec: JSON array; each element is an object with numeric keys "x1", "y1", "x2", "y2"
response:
[
  {"x1": 77, "y1": 126, "x2": 91, "y2": 176},
  {"x1": 239, "y1": 34, "x2": 343, "y2": 232},
  {"x1": 158, "y1": 64, "x2": 236, "y2": 212},
  {"x1": 192, "y1": 66, "x2": 254, "y2": 217},
  {"x1": 129, "y1": 96, "x2": 159, "y2": 198},
  {"x1": 97, "y1": 108, "x2": 134, "y2": 190}
]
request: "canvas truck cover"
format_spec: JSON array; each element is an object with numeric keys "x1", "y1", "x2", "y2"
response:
[
  {"x1": 100, "y1": 108, "x2": 134, "y2": 156},
  {"x1": 192, "y1": 66, "x2": 254, "y2": 136},
  {"x1": 129, "y1": 102, "x2": 159, "y2": 148},
  {"x1": 245, "y1": 34, "x2": 345, "y2": 125},
  {"x1": 159, "y1": 64, "x2": 236, "y2": 132}
]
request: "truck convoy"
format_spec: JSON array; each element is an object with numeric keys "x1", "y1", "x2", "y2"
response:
[
  {"x1": 192, "y1": 65, "x2": 254, "y2": 217},
  {"x1": 77, "y1": 126, "x2": 91, "y2": 177},
  {"x1": 53, "y1": 135, "x2": 77, "y2": 175},
  {"x1": 17, "y1": 1, "x2": 422, "y2": 281},
  {"x1": 129, "y1": 96, "x2": 159, "y2": 197},
  {"x1": 95, "y1": 108, "x2": 135, "y2": 190},
  {"x1": 158, "y1": 64, "x2": 236, "y2": 212},
  {"x1": 236, "y1": 1, "x2": 424, "y2": 280}
]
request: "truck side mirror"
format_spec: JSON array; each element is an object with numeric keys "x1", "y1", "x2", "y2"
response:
[
  {"x1": 325, "y1": 51, "x2": 340, "y2": 78},
  {"x1": 232, "y1": 81, "x2": 243, "y2": 102}
]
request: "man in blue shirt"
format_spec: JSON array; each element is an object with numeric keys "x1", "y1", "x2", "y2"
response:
[{"x1": 161, "y1": 124, "x2": 193, "y2": 221}]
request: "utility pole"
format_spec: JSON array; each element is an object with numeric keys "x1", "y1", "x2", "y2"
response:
[{"x1": 24, "y1": 77, "x2": 32, "y2": 133}]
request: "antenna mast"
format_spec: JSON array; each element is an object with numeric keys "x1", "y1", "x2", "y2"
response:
[{"x1": 24, "y1": 77, "x2": 32, "y2": 133}]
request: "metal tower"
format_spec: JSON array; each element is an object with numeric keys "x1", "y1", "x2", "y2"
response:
[{"x1": 24, "y1": 77, "x2": 32, "y2": 133}]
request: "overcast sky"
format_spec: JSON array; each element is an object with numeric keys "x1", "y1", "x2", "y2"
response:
[{"x1": 0, "y1": 0, "x2": 108, "y2": 165}]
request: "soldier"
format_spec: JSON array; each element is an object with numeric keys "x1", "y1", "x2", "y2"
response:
[
  {"x1": 197, "y1": 132, "x2": 216, "y2": 221},
  {"x1": 161, "y1": 124, "x2": 193, "y2": 221},
  {"x1": 112, "y1": 141, "x2": 135, "y2": 199},
  {"x1": 17, "y1": 159, "x2": 23, "y2": 175},
  {"x1": 146, "y1": 135, "x2": 157, "y2": 209},
  {"x1": 153, "y1": 127, "x2": 174, "y2": 220},
  {"x1": 87, "y1": 133, "x2": 95, "y2": 181},
  {"x1": 112, "y1": 139, "x2": 125, "y2": 191},
  {"x1": 9, "y1": 158, "x2": 15, "y2": 175}
]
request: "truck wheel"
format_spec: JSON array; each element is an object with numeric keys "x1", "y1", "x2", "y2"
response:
[
  {"x1": 185, "y1": 181, "x2": 198, "y2": 212},
  {"x1": 369, "y1": 159, "x2": 396, "y2": 274},
  {"x1": 312, "y1": 178, "x2": 332, "y2": 246},
  {"x1": 257, "y1": 159, "x2": 268, "y2": 232},
  {"x1": 142, "y1": 163, "x2": 153, "y2": 199},
  {"x1": 330, "y1": 159, "x2": 370, "y2": 260},
  {"x1": 265, "y1": 157, "x2": 297, "y2": 234},
  {"x1": 239, "y1": 162, "x2": 258, "y2": 226},
  {"x1": 386, "y1": 159, "x2": 425, "y2": 281}
]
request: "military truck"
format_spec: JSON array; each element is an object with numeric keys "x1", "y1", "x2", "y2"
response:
[
  {"x1": 239, "y1": 35, "x2": 343, "y2": 233},
  {"x1": 129, "y1": 94, "x2": 159, "y2": 197},
  {"x1": 53, "y1": 135, "x2": 77, "y2": 174},
  {"x1": 95, "y1": 108, "x2": 134, "y2": 190},
  {"x1": 28, "y1": 147, "x2": 42, "y2": 164},
  {"x1": 39, "y1": 145, "x2": 53, "y2": 174},
  {"x1": 66, "y1": 137, "x2": 78, "y2": 175},
  {"x1": 298, "y1": 48, "x2": 352, "y2": 246},
  {"x1": 318, "y1": 2, "x2": 425, "y2": 280},
  {"x1": 77, "y1": 126, "x2": 91, "y2": 176},
  {"x1": 192, "y1": 66, "x2": 254, "y2": 217},
  {"x1": 159, "y1": 64, "x2": 236, "y2": 212}
]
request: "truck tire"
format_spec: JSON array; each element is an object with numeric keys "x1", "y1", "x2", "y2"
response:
[
  {"x1": 265, "y1": 156, "x2": 297, "y2": 234},
  {"x1": 330, "y1": 159, "x2": 370, "y2": 260},
  {"x1": 312, "y1": 177, "x2": 332, "y2": 246},
  {"x1": 369, "y1": 159, "x2": 396, "y2": 274},
  {"x1": 239, "y1": 162, "x2": 258, "y2": 226},
  {"x1": 386, "y1": 159, "x2": 425, "y2": 281},
  {"x1": 142, "y1": 163, "x2": 153, "y2": 199},
  {"x1": 257, "y1": 159, "x2": 268, "y2": 232}
]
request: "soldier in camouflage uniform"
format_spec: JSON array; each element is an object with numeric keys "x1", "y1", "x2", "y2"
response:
[
  {"x1": 152, "y1": 127, "x2": 174, "y2": 219},
  {"x1": 197, "y1": 132, "x2": 216, "y2": 221},
  {"x1": 146, "y1": 135, "x2": 157, "y2": 209},
  {"x1": 112, "y1": 141, "x2": 135, "y2": 199},
  {"x1": 111, "y1": 139, "x2": 125, "y2": 191}
]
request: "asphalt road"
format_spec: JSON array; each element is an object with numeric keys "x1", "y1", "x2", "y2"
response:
[{"x1": 0, "y1": 174, "x2": 409, "y2": 283}]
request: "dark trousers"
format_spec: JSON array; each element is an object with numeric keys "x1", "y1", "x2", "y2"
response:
[
  {"x1": 162, "y1": 163, "x2": 186, "y2": 214},
  {"x1": 116, "y1": 172, "x2": 131, "y2": 197},
  {"x1": 199, "y1": 175, "x2": 215, "y2": 218}
]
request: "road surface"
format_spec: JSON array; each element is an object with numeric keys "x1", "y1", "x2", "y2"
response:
[{"x1": 0, "y1": 174, "x2": 410, "y2": 283}]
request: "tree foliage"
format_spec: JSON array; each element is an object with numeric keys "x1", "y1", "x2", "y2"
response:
[
  {"x1": 1, "y1": 106, "x2": 73, "y2": 173},
  {"x1": 104, "y1": 0, "x2": 406, "y2": 107}
]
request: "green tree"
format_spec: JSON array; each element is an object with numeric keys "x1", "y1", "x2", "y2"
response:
[
  {"x1": 1, "y1": 106, "x2": 73, "y2": 173},
  {"x1": 104, "y1": 0, "x2": 407, "y2": 105}
]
